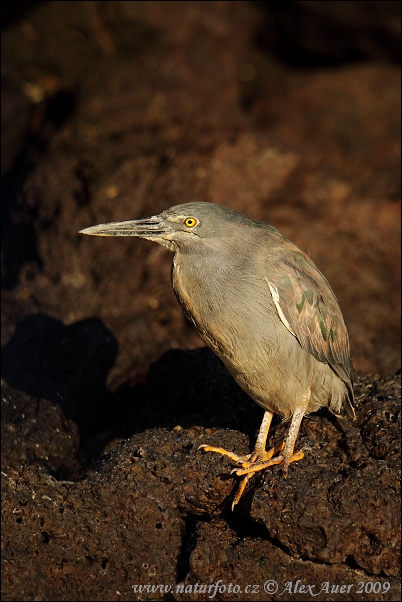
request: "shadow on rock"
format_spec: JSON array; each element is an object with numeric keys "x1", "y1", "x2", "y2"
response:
[
  {"x1": 1, "y1": 315, "x2": 264, "y2": 473},
  {"x1": 114, "y1": 346, "x2": 263, "y2": 438},
  {"x1": 1, "y1": 314, "x2": 118, "y2": 434}
]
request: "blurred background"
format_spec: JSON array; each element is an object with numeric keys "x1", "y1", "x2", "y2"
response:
[{"x1": 2, "y1": 0, "x2": 400, "y2": 393}]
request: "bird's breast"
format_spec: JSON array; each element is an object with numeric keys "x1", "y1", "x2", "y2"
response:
[
  {"x1": 172, "y1": 259, "x2": 232, "y2": 357},
  {"x1": 171, "y1": 253, "x2": 280, "y2": 363}
]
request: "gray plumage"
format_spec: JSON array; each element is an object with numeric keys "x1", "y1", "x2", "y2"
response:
[{"x1": 81, "y1": 202, "x2": 355, "y2": 508}]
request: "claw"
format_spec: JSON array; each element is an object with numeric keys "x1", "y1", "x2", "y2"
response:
[
  {"x1": 198, "y1": 444, "x2": 252, "y2": 464},
  {"x1": 197, "y1": 401, "x2": 308, "y2": 509},
  {"x1": 231, "y1": 476, "x2": 249, "y2": 510}
]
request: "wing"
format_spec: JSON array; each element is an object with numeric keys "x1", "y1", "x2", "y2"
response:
[{"x1": 266, "y1": 247, "x2": 353, "y2": 392}]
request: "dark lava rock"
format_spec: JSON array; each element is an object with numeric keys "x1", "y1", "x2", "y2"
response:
[
  {"x1": 1, "y1": 2, "x2": 400, "y2": 600},
  {"x1": 1, "y1": 367, "x2": 400, "y2": 600}
]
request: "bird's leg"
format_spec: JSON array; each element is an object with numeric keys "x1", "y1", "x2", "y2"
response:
[
  {"x1": 199, "y1": 411, "x2": 282, "y2": 510},
  {"x1": 199, "y1": 392, "x2": 310, "y2": 509},
  {"x1": 231, "y1": 411, "x2": 282, "y2": 510},
  {"x1": 198, "y1": 411, "x2": 276, "y2": 465},
  {"x1": 235, "y1": 390, "x2": 311, "y2": 478},
  {"x1": 248, "y1": 410, "x2": 275, "y2": 459},
  {"x1": 231, "y1": 407, "x2": 305, "y2": 509},
  {"x1": 280, "y1": 392, "x2": 309, "y2": 476},
  {"x1": 239, "y1": 410, "x2": 282, "y2": 466}
]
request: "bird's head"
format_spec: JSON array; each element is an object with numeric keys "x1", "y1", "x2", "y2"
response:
[{"x1": 80, "y1": 202, "x2": 254, "y2": 252}]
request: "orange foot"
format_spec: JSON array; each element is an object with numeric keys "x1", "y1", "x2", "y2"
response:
[{"x1": 199, "y1": 442, "x2": 304, "y2": 510}]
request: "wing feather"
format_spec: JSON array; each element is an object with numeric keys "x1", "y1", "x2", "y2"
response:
[{"x1": 266, "y1": 248, "x2": 353, "y2": 390}]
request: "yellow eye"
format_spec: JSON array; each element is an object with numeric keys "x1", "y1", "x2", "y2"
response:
[{"x1": 184, "y1": 217, "x2": 198, "y2": 228}]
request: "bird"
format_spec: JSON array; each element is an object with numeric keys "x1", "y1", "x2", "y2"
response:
[{"x1": 80, "y1": 202, "x2": 355, "y2": 509}]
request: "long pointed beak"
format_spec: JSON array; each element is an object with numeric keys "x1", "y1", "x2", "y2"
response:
[{"x1": 79, "y1": 215, "x2": 171, "y2": 240}]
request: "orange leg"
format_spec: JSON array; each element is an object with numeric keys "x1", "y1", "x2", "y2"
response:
[{"x1": 199, "y1": 392, "x2": 310, "y2": 509}]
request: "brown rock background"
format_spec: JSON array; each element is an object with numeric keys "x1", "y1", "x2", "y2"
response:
[{"x1": 1, "y1": 2, "x2": 400, "y2": 600}]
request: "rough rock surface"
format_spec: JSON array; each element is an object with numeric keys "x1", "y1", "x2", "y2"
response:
[
  {"x1": 1, "y1": 367, "x2": 401, "y2": 600},
  {"x1": 1, "y1": 2, "x2": 400, "y2": 600}
]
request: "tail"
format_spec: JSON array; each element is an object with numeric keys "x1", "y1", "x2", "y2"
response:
[{"x1": 330, "y1": 380, "x2": 356, "y2": 420}]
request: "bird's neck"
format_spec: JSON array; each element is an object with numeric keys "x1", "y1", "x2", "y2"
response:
[{"x1": 171, "y1": 242, "x2": 262, "y2": 330}]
